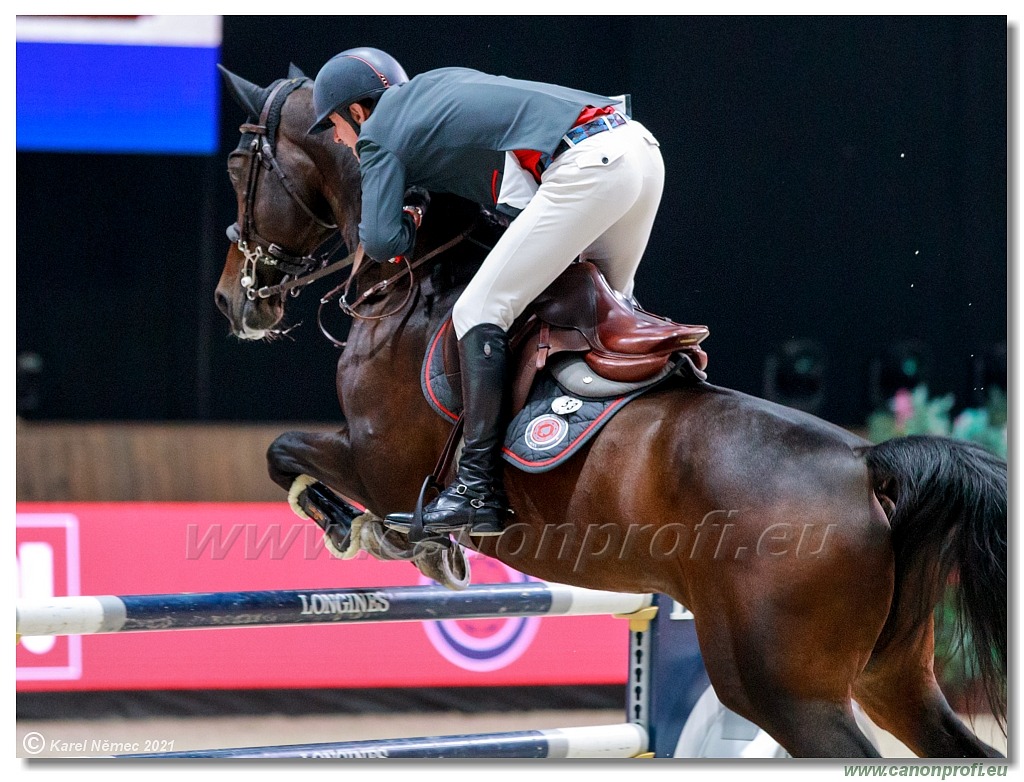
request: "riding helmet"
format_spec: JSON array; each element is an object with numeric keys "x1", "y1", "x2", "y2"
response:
[{"x1": 308, "y1": 47, "x2": 409, "y2": 135}]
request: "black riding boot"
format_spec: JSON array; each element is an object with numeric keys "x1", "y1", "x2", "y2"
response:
[{"x1": 387, "y1": 323, "x2": 511, "y2": 536}]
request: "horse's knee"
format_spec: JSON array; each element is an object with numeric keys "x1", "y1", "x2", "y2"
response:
[
  {"x1": 265, "y1": 427, "x2": 360, "y2": 500},
  {"x1": 266, "y1": 430, "x2": 308, "y2": 489}
]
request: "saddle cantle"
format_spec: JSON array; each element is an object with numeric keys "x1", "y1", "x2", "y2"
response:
[
  {"x1": 436, "y1": 260, "x2": 709, "y2": 415},
  {"x1": 514, "y1": 261, "x2": 708, "y2": 402},
  {"x1": 530, "y1": 260, "x2": 708, "y2": 369}
]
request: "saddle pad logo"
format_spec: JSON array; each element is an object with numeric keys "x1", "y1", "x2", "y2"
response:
[
  {"x1": 524, "y1": 414, "x2": 569, "y2": 451},
  {"x1": 420, "y1": 555, "x2": 540, "y2": 672},
  {"x1": 551, "y1": 396, "x2": 583, "y2": 415}
]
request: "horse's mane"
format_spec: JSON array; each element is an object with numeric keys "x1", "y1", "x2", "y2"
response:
[{"x1": 417, "y1": 194, "x2": 508, "y2": 296}]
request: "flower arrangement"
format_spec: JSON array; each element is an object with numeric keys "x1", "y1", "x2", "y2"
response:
[{"x1": 867, "y1": 385, "x2": 1006, "y2": 458}]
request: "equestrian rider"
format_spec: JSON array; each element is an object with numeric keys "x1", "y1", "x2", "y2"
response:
[{"x1": 309, "y1": 47, "x2": 665, "y2": 538}]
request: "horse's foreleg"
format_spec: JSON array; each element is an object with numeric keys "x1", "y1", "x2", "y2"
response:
[
  {"x1": 266, "y1": 428, "x2": 370, "y2": 558},
  {"x1": 854, "y1": 619, "x2": 1004, "y2": 758},
  {"x1": 267, "y1": 427, "x2": 469, "y2": 587},
  {"x1": 266, "y1": 427, "x2": 364, "y2": 499}
]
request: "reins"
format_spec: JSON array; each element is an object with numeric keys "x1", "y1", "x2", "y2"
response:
[{"x1": 316, "y1": 222, "x2": 478, "y2": 347}]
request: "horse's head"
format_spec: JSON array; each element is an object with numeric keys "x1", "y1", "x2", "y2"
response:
[{"x1": 215, "y1": 64, "x2": 359, "y2": 339}]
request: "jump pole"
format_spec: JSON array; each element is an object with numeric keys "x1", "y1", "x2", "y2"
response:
[
  {"x1": 17, "y1": 584, "x2": 711, "y2": 758},
  {"x1": 117, "y1": 724, "x2": 649, "y2": 759},
  {"x1": 16, "y1": 582, "x2": 652, "y2": 635}
]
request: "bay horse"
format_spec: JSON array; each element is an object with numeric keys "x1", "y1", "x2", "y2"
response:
[{"x1": 214, "y1": 67, "x2": 1006, "y2": 759}]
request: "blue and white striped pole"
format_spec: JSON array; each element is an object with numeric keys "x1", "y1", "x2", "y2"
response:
[
  {"x1": 116, "y1": 723, "x2": 649, "y2": 759},
  {"x1": 16, "y1": 582, "x2": 653, "y2": 636}
]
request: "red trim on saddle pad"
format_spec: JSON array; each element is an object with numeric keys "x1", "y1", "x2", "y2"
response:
[{"x1": 424, "y1": 319, "x2": 460, "y2": 422}]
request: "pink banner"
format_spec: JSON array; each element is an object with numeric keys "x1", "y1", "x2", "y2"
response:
[{"x1": 16, "y1": 503, "x2": 628, "y2": 692}]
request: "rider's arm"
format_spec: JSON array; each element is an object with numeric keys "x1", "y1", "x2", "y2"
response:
[{"x1": 357, "y1": 141, "x2": 419, "y2": 262}]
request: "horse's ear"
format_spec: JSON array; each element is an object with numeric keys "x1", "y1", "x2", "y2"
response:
[
  {"x1": 217, "y1": 64, "x2": 268, "y2": 118},
  {"x1": 287, "y1": 62, "x2": 307, "y2": 80}
]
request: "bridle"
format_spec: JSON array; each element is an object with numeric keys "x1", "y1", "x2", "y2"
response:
[
  {"x1": 227, "y1": 76, "x2": 347, "y2": 301},
  {"x1": 226, "y1": 74, "x2": 484, "y2": 346}
]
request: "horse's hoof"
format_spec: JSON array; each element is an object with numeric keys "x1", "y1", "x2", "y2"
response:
[{"x1": 413, "y1": 539, "x2": 470, "y2": 590}]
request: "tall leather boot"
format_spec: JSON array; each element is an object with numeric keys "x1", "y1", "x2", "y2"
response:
[{"x1": 386, "y1": 323, "x2": 511, "y2": 537}]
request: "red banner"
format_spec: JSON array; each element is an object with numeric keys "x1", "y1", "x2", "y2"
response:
[{"x1": 16, "y1": 503, "x2": 629, "y2": 692}]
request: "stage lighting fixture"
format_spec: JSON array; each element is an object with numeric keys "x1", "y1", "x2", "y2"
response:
[
  {"x1": 868, "y1": 339, "x2": 933, "y2": 409},
  {"x1": 763, "y1": 338, "x2": 827, "y2": 414}
]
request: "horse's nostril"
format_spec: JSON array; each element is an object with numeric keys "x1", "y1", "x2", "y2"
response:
[{"x1": 215, "y1": 289, "x2": 230, "y2": 316}]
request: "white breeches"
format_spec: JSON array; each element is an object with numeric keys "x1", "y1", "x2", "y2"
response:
[{"x1": 451, "y1": 119, "x2": 665, "y2": 338}]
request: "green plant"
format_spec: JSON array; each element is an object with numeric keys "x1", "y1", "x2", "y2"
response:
[
  {"x1": 952, "y1": 387, "x2": 1007, "y2": 459},
  {"x1": 867, "y1": 385, "x2": 1006, "y2": 458}
]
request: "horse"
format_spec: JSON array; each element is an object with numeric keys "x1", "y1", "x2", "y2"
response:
[{"x1": 213, "y1": 66, "x2": 1007, "y2": 759}]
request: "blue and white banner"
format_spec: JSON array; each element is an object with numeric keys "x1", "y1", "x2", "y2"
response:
[{"x1": 16, "y1": 15, "x2": 222, "y2": 154}]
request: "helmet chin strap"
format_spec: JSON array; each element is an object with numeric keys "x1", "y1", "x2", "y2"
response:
[
  {"x1": 339, "y1": 104, "x2": 361, "y2": 134},
  {"x1": 342, "y1": 99, "x2": 374, "y2": 134}
]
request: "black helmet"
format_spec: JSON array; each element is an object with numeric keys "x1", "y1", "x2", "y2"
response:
[{"x1": 308, "y1": 47, "x2": 408, "y2": 135}]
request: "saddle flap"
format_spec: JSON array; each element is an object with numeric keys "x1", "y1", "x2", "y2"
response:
[
  {"x1": 531, "y1": 261, "x2": 709, "y2": 357},
  {"x1": 548, "y1": 351, "x2": 682, "y2": 400}
]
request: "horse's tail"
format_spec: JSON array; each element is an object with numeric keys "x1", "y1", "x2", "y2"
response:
[{"x1": 863, "y1": 435, "x2": 1007, "y2": 728}]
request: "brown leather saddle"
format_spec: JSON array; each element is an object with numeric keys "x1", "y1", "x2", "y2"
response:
[{"x1": 441, "y1": 261, "x2": 709, "y2": 413}]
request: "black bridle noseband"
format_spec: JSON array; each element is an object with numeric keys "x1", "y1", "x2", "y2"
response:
[{"x1": 227, "y1": 76, "x2": 345, "y2": 301}]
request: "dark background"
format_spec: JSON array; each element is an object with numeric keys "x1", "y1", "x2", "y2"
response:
[{"x1": 16, "y1": 16, "x2": 1007, "y2": 426}]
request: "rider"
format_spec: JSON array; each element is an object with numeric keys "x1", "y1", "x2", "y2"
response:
[{"x1": 308, "y1": 47, "x2": 666, "y2": 538}]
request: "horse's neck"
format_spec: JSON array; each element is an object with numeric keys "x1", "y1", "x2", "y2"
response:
[
  {"x1": 280, "y1": 92, "x2": 362, "y2": 251},
  {"x1": 314, "y1": 142, "x2": 361, "y2": 251}
]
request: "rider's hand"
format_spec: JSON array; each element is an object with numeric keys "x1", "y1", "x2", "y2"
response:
[
  {"x1": 403, "y1": 187, "x2": 430, "y2": 230},
  {"x1": 403, "y1": 186, "x2": 431, "y2": 212},
  {"x1": 403, "y1": 205, "x2": 424, "y2": 230},
  {"x1": 397, "y1": 186, "x2": 430, "y2": 257}
]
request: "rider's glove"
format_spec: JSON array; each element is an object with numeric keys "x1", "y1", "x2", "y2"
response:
[
  {"x1": 389, "y1": 186, "x2": 430, "y2": 262},
  {"x1": 402, "y1": 205, "x2": 424, "y2": 230},
  {"x1": 403, "y1": 186, "x2": 431, "y2": 212},
  {"x1": 403, "y1": 187, "x2": 430, "y2": 230}
]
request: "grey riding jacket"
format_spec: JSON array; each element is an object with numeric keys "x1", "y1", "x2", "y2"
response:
[{"x1": 354, "y1": 67, "x2": 622, "y2": 261}]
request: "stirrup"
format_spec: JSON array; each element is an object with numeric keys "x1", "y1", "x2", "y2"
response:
[{"x1": 384, "y1": 476, "x2": 508, "y2": 539}]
